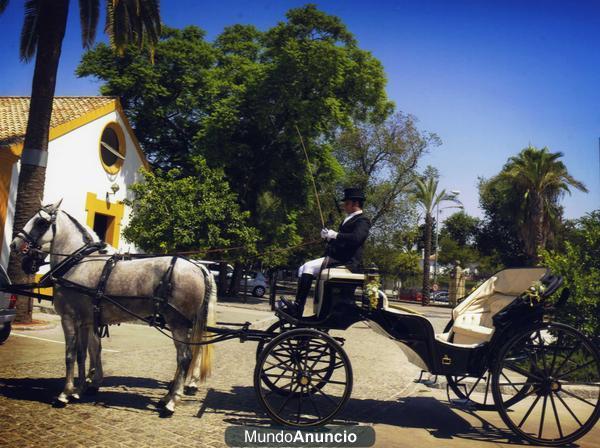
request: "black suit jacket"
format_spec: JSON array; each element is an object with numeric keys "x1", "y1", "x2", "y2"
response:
[{"x1": 326, "y1": 213, "x2": 371, "y2": 272}]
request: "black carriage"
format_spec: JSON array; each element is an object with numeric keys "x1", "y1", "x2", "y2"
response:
[
  {"x1": 253, "y1": 266, "x2": 600, "y2": 446},
  {"x1": 1, "y1": 259, "x2": 599, "y2": 446}
]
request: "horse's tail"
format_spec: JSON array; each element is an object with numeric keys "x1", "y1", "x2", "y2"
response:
[{"x1": 187, "y1": 269, "x2": 217, "y2": 383}]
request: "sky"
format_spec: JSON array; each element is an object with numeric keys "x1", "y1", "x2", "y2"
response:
[{"x1": 1, "y1": 0, "x2": 599, "y2": 220}]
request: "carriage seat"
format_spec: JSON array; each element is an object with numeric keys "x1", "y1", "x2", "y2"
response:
[
  {"x1": 319, "y1": 266, "x2": 365, "y2": 282},
  {"x1": 449, "y1": 268, "x2": 547, "y2": 345}
]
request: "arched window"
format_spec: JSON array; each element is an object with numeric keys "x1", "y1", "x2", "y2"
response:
[{"x1": 99, "y1": 123, "x2": 126, "y2": 174}]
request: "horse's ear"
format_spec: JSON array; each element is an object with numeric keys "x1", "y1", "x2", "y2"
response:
[{"x1": 49, "y1": 198, "x2": 63, "y2": 212}]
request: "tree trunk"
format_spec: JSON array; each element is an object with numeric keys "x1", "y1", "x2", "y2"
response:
[
  {"x1": 421, "y1": 213, "x2": 432, "y2": 306},
  {"x1": 532, "y1": 193, "x2": 545, "y2": 263},
  {"x1": 7, "y1": 0, "x2": 69, "y2": 323},
  {"x1": 227, "y1": 262, "x2": 244, "y2": 297}
]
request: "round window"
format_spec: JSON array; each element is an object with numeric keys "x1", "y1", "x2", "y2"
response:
[{"x1": 99, "y1": 123, "x2": 125, "y2": 174}]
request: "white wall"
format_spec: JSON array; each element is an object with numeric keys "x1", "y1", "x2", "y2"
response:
[{"x1": 1, "y1": 108, "x2": 146, "y2": 269}]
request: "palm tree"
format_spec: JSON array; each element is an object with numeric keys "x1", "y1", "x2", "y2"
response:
[
  {"x1": 0, "y1": 0, "x2": 161, "y2": 323},
  {"x1": 413, "y1": 176, "x2": 460, "y2": 305},
  {"x1": 499, "y1": 146, "x2": 588, "y2": 262}
]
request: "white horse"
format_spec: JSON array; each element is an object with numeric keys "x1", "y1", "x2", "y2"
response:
[{"x1": 10, "y1": 200, "x2": 217, "y2": 414}]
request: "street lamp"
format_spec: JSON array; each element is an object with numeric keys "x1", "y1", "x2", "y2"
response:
[{"x1": 433, "y1": 191, "x2": 463, "y2": 284}]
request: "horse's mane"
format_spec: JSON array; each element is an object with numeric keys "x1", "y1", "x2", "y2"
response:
[{"x1": 58, "y1": 210, "x2": 117, "y2": 253}]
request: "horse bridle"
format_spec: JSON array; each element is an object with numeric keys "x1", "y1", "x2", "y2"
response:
[{"x1": 14, "y1": 207, "x2": 58, "y2": 255}]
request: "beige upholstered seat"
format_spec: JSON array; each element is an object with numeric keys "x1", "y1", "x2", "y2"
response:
[
  {"x1": 448, "y1": 268, "x2": 547, "y2": 344},
  {"x1": 319, "y1": 267, "x2": 365, "y2": 282}
]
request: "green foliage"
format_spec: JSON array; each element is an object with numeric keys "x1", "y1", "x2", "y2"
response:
[
  {"x1": 438, "y1": 211, "x2": 479, "y2": 266},
  {"x1": 122, "y1": 159, "x2": 258, "y2": 257},
  {"x1": 540, "y1": 211, "x2": 600, "y2": 336},
  {"x1": 478, "y1": 146, "x2": 588, "y2": 264},
  {"x1": 335, "y1": 113, "x2": 439, "y2": 236},
  {"x1": 78, "y1": 6, "x2": 395, "y2": 266}
]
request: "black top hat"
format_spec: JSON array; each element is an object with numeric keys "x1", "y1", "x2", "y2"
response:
[{"x1": 341, "y1": 187, "x2": 365, "y2": 202}]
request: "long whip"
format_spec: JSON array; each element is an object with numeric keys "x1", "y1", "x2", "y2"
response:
[{"x1": 295, "y1": 125, "x2": 325, "y2": 228}]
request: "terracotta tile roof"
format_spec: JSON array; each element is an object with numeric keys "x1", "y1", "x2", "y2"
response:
[{"x1": 0, "y1": 96, "x2": 116, "y2": 146}]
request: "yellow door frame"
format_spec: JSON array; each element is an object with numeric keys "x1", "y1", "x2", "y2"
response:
[
  {"x1": 0, "y1": 149, "x2": 19, "y2": 250},
  {"x1": 85, "y1": 192, "x2": 125, "y2": 247}
]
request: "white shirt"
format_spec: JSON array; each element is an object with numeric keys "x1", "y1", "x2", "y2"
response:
[{"x1": 342, "y1": 210, "x2": 363, "y2": 226}]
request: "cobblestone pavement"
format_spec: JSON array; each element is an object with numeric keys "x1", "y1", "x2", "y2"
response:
[{"x1": 0, "y1": 305, "x2": 597, "y2": 447}]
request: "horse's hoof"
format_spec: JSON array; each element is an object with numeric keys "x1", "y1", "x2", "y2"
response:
[
  {"x1": 70, "y1": 393, "x2": 80, "y2": 401},
  {"x1": 53, "y1": 396, "x2": 68, "y2": 408},
  {"x1": 184, "y1": 386, "x2": 198, "y2": 396},
  {"x1": 84, "y1": 387, "x2": 99, "y2": 396}
]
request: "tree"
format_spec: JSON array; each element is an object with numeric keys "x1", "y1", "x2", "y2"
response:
[
  {"x1": 540, "y1": 211, "x2": 600, "y2": 336},
  {"x1": 413, "y1": 174, "x2": 461, "y2": 305},
  {"x1": 479, "y1": 146, "x2": 588, "y2": 264},
  {"x1": 437, "y1": 211, "x2": 480, "y2": 266},
  {"x1": 334, "y1": 112, "x2": 440, "y2": 234},
  {"x1": 1, "y1": 0, "x2": 161, "y2": 322},
  {"x1": 78, "y1": 5, "x2": 393, "y2": 267},
  {"x1": 123, "y1": 158, "x2": 258, "y2": 256}
]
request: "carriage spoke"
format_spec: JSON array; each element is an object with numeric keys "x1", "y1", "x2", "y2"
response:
[
  {"x1": 313, "y1": 382, "x2": 339, "y2": 406},
  {"x1": 555, "y1": 391, "x2": 583, "y2": 426},
  {"x1": 500, "y1": 371, "x2": 520, "y2": 392},
  {"x1": 296, "y1": 385, "x2": 304, "y2": 423},
  {"x1": 538, "y1": 395, "x2": 547, "y2": 438},
  {"x1": 553, "y1": 341, "x2": 582, "y2": 377},
  {"x1": 277, "y1": 383, "x2": 301, "y2": 414},
  {"x1": 557, "y1": 360, "x2": 596, "y2": 380},
  {"x1": 536, "y1": 331, "x2": 549, "y2": 374},
  {"x1": 518, "y1": 394, "x2": 541, "y2": 428},
  {"x1": 466, "y1": 375, "x2": 483, "y2": 399},
  {"x1": 549, "y1": 332, "x2": 563, "y2": 375},
  {"x1": 504, "y1": 361, "x2": 542, "y2": 381},
  {"x1": 306, "y1": 387, "x2": 322, "y2": 419},
  {"x1": 559, "y1": 389, "x2": 597, "y2": 407},
  {"x1": 550, "y1": 393, "x2": 564, "y2": 439}
]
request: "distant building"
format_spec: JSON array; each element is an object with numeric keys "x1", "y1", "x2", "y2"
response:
[{"x1": 0, "y1": 96, "x2": 149, "y2": 268}]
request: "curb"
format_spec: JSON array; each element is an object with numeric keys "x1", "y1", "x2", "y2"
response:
[{"x1": 11, "y1": 321, "x2": 57, "y2": 331}]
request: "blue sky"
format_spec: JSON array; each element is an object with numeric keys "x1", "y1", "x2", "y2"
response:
[{"x1": 1, "y1": 0, "x2": 598, "y2": 220}]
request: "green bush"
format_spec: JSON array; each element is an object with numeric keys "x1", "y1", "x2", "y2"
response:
[{"x1": 540, "y1": 211, "x2": 600, "y2": 336}]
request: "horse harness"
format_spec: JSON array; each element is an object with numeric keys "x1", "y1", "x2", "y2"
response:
[{"x1": 17, "y1": 208, "x2": 193, "y2": 338}]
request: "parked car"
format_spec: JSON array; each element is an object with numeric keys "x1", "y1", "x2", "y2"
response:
[
  {"x1": 0, "y1": 266, "x2": 16, "y2": 344},
  {"x1": 432, "y1": 290, "x2": 449, "y2": 303},
  {"x1": 397, "y1": 287, "x2": 423, "y2": 302},
  {"x1": 243, "y1": 271, "x2": 268, "y2": 297},
  {"x1": 192, "y1": 260, "x2": 234, "y2": 279}
]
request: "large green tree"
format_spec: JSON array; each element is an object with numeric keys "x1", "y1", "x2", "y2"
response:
[
  {"x1": 479, "y1": 146, "x2": 587, "y2": 264},
  {"x1": 77, "y1": 5, "x2": 393, "y2": 267},
  {"x1": 1, "y1": 0, "x2": 161, "y2": 322},
  {"x1": 437, "y1": 211, "x2": 480, "y2": 266},
  {"x1": 334, "y1": 112, "x2": 440, "y2": 233}
]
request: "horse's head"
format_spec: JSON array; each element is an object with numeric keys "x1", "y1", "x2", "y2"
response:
[{"x1": 10, "y1": 199, "x2": 63, "y2": 274}]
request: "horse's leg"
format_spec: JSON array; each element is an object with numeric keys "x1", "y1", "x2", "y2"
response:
[
  {"x1": 86, "y1": 329, "x2": 103, "y2": 394},
  {"x1": 57, "y1": 316, "x2": 78, "y2": 405},
  {"x1": 74, "y1": 324, "x2": 89, "y2": 397},
  {"x1": 162, "y1": 327, "x2": 193, "y2": 414}
]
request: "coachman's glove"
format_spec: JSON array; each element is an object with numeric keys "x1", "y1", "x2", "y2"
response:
[{"x1": 321, "y1": 228, "x2": 338, "y2": 240}]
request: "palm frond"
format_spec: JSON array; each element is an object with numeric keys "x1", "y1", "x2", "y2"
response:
[
  {"x1": 20, "y1": 0, "x2": 41, "y2": 62},
  {"x1": 79, "y1": 0, "x2": 100, "y2": 48},
  {"x1": 105, "y1": 0, "x2": 161, "y2": 56}
]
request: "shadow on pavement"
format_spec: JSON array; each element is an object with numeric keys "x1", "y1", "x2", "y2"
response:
[
  {"x1": 0, "y1": 376, "x2": 171, "y2": 412},
  {"x1": 200, "y1": 386, "x2": 536, "y2": 446}
]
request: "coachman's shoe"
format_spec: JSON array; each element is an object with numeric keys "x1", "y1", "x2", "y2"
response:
[{"x1": 278, "y1": 298, "x2": 302, "y2": 318}]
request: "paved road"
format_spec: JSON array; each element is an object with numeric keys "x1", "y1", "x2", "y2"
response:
[{"x1": 0, "y1": 304, "x2": 597, "y2": 447}]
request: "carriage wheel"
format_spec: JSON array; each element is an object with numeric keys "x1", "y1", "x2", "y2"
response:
[
  {"x1": 447, "y1": 370, "x2": 531, "y2": 410},
  {"x1": 492, "y1": 322, "x2": 600, "y2": 446},
  {"x1": 254, "y1": 328, "x2": 352, "y2": 427},
  {"x1": 255, "y1": 320, "x2": 294, "y2": 361}
]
